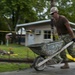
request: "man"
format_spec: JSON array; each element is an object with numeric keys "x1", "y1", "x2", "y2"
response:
[{"x1": 50, "y1": 7, "x2": 75, "y2": 69}]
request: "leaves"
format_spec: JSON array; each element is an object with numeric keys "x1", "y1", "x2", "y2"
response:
[
  {"x1": 0, "y1": 0, "x2": 75, "y2": 43},
  {"x1": 56, "y1": 0, "x2": 75, "y2": 22}
]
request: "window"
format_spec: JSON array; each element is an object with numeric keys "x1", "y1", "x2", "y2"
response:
[{"x1": 44, "y1": 30, "x2": 51, "y2": 39}]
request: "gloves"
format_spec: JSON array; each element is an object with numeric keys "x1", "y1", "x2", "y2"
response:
[{"x1": 72, "y1": 38, "x2": 75, "y2": 42}]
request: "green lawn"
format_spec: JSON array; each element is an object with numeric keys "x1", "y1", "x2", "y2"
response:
[
  {"x1": 0, "y1": 43, "x2": 75, "y2": 72},
  {"x1": 0, "y1": 44, "x2": 37, "y2": 72}
]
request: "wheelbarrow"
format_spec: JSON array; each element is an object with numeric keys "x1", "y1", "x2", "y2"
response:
[{"x1": 28, "y1": 41, "x2": 73, "y2": 71}]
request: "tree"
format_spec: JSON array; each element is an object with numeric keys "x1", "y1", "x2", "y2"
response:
[
  {"x1": 0, "y1": 0, "x2": 75, "y2": 44},
  {"x1": 56, "y1": 0, "x2": 75, "y2": 22},
  {"x1": 32, "y1": 0, "x2": 50, "y2": 20},
  {"x1": 0, "y1": 0, "x2": 39, "y2": 43},
  {"x1": 0, "y1": 0, "x2": 50, "y2": 43}
]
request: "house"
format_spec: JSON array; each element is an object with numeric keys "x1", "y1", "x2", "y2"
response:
[{"x1": 16, "y1": 19, "x2": 75, "y2": 46}]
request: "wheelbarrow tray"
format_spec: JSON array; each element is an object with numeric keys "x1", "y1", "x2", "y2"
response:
[{"x1": 28, "y1": 41, "x2": 63, "y2": 56}]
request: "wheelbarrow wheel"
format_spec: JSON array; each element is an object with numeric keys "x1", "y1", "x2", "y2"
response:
[{"x1": 33, "y1": 56, "x2": 46, "y2": 71}]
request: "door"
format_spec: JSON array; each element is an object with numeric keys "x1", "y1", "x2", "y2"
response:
[{"x1": 28, "y1": 33, "x2": 34, "y2": 45}]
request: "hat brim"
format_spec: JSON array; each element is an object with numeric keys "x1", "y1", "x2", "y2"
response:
[{"x1": 50, "y1": 12, "x2": 53, "y2": 15}]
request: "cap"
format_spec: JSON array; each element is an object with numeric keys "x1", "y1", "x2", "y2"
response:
[{"x1": 50, "y1": 7, "x2": 58, "y2": 15}]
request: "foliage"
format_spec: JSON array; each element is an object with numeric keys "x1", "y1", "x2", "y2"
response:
[
  {"x1": 0, "y1": 0, "x2": 50, "y2": 30},
  {"x1": 0, "y1": 0, "x2": 75, "y2": 30},
  {"x1": 56, "y1": 0, "x2": 75, "y2": 22},
  {"x1": 0, "y1": 0, "x2": 75, "y2": 43},
  {"x1": 0, "y1": 0, "x2": 50, "y2": 43},
  {"x1": 0, "y1": 0, "x2": 38, "y2": 30},
  {"x1": 33, "y1": 0, "x2": 50, "y2": 20}
]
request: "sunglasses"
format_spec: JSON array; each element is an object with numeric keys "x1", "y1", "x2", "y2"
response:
[
  {"x1": 51, "y1": 13, "x2": 55, "y2": 15},
  {"x1": 51, "y1": 12, "x2": 57, "y2": 15}
]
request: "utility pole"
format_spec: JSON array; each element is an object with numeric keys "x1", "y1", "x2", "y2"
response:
[
  {"x1": 50, "y1": 0, "x2": 55, "y2": 7},
  {"x1": 50, "y1": 0, "x2": 55, "y2": 41}
]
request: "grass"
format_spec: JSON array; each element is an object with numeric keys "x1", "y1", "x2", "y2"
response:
[
  {"x1": 0, "y1": 63, "x2": 30, "y2": 72},
  {"x1": 0, "y1": 44, "x2": 37, "y2": 72}
]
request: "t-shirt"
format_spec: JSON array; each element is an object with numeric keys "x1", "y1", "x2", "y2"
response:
[{"x1": 53, "y1": 15, "x2": 69, "y2": 35}]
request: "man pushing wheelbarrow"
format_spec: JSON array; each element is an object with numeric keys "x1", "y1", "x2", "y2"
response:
[
  {"x1": 28, "y1": 7, "x2": 75, "y2": 71},
  {"x1": 50, "y1": 7, "x2": 75, "y2": 69}
]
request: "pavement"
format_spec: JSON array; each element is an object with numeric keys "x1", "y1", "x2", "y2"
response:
[{"x1": 0, "y1": 62, "x2": 75, "y2": 75}]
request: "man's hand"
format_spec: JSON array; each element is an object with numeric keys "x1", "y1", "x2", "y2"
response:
[{"x1": 72, "y1": 38, "x2": 75, "y2": 42}]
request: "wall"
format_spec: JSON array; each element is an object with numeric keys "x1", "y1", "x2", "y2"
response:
[{"x1": 25, "y1": 24, "x2": 52, "y2": 46}]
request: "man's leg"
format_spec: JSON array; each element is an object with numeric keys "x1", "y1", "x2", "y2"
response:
[
  {"x1": 60, "y1": 50, "x2": 69, "y2": 69},
  {"x1": 67, "y1": 43, "x2": 75, "y2": 58},
  {"x1": 60, "y1": 34, "x2": 71, "y2": 69}
]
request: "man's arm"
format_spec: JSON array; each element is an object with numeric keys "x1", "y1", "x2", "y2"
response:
[{"x1": 65, "y1": 22, "x2": 75, "y2": 38}]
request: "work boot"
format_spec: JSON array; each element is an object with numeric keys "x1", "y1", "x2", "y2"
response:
[{"x1": 60, "y1": 62, "x2": 69, "y2": 69}]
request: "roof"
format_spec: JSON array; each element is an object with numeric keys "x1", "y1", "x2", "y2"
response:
[
  {"x1": 16, "y1": 19, "x2": 51, "y2": 27},
  {"x1": 16, "y1": 19, "x2": 75, "y2": 31}
]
